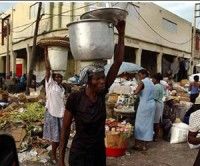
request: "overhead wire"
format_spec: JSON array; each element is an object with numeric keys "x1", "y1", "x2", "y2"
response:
[
  {"x1": 128, "y1": 3, "x2": 200, "y2": 45},
  {"x1": 13, "y1": 2, "x2": 118, "y2": 38},
  {"x1": 129, "y1": 2, "x2": 199, "y2": 45},
  {"x1": 5, "y1": 2, "x2": 200, "y2": 44},
  {"x1": 13, "y1": 21, "x2": 37, "y2": 30},
  {"x1": 12, "y1": 2, "x2": 97, "y2": 33},
  {"x1": 13, "y1": 20, "x2": 37, "y2": 33}
]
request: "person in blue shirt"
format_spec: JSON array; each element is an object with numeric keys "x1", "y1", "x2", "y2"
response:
[
  {"x1": 133, "y1": 69, "x2": 156, "y2": 151},
  {"x1": 189, "y1": 75, "x2": 200, "y2": 103},
  {"x1": 152, "y1": 73, "x2": 164, "y2": 142}
]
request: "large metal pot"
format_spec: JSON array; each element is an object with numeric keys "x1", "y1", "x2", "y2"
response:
[{"x1": 67, "y1": 19, "x2": 114, "y2": 60}]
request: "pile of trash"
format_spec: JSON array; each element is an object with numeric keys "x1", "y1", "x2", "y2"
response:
[
  {"x1": 0, "y1": 88, "x2": 53, "y2": 164},
  {"x1": 0, "y1": 87, "x2": 78, "y2": 164},
  {"x1": 0, "y1": 101, "x2": 46, "y2": 144}
]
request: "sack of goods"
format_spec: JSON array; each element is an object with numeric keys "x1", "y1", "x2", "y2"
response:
[{"x1": 170, "y1": 122, "x2": 189, "y2": 144}]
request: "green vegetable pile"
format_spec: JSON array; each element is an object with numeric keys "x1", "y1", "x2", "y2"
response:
[
  {"x1": 0, "y1": 102, "x2": 45, "y2": 130},
  {"x1": 10, "y1": 102, "x2": 45, "y2": 123}
]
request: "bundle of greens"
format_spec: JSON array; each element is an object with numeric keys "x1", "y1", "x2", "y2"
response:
[{"x1": 10, "y1": 102, "x2": 45, "y2": 123}]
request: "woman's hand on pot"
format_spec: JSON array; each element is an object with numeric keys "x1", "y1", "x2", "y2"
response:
[{"x1": 115, "y1": 20, "x2": 126, "y2": 35}]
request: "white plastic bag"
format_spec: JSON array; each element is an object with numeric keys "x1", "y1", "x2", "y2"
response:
[{"x1": 170, "y1": 122, "x2": 189, "y2": 144}]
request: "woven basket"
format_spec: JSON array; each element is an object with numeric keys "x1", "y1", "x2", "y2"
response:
[
  {"x1": 40, "y1": 36, "x2": 69, "y2": 41},
  {"x1": 37, "y1": 37, "x2": 70, "y2": 48},
  {"x1": 105, "y1": 132, "x2": 128, "y2": 149}
]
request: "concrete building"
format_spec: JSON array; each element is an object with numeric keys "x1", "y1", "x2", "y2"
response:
[
  {"x1": 193, "y1": 29, "x2": 200, "y2": 72},
  {"x1": 0, "y1": 2, "x2": 195, "y2": 82}
]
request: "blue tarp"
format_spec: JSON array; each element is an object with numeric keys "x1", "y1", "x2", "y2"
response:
[{"x1": 104, "y1": 62, "x2": 143, "y2": 75}]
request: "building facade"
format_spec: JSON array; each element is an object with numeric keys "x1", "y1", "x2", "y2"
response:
[
  {"x1": 0, "y1": 2, "x2": 196, "y2": 82},
  {"x1": 193, "y1": 29, "x2": 200, "y2": 72}
]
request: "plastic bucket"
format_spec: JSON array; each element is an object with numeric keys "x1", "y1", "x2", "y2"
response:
[
  {"x1": 48, "y1": 46, "x2": 68, "y2": 71},
  {"x1": 106, "y1": 147, "x2": 127, "y2": 157}
]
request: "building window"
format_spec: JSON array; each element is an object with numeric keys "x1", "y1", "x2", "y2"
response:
[
  {"x1": 29, "y1": 3, "x2": 39, "y2": 19},
  {"x1": 42, "y1": 2, "x2": 47, "y2": 14},
  {"x1": 29, "y1": 2, "x2": 45, "y2": 19},
  {"x1": 162, "y1": 18, "x2": 177, "y2": 33}
]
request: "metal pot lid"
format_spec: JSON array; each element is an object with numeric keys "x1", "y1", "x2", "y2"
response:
[
  {"x1": 80, "y1": 8, "x2": 128, "y2": 25},
  {"x1": 67, "y1": 19, "x2": 113, "y2": 27}
]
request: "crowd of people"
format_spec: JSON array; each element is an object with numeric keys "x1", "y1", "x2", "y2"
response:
[
  {"x1": 40, "y1": 21, "x2": 200, "y2": 166},
  {"x1": 0, "y1": 29, "x2": 199, "y2": 166},
  {"x1": 42, "y1": 21, "x2": 125, "y2": 166},
  {"x1": 0, "y1": 73, "x2": 37, "y2": 93},
  {"x1": 0, "y1": 21, "x2": 198, "y2": 166}
]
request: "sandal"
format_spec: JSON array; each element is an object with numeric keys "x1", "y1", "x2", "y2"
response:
[
  {"x1": 153, "y1": 137, "x2": 159, "y2": 142},
  {"x1": 132, "y1": 144, "x2": 147, "y2": 151}
]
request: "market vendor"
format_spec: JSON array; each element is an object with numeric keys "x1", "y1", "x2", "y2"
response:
[
  {"x1": 183, "y1": 95, "x2": 200, "y2": 125},
  {"x1": 59, "y1": 21, "x2": 125, "y2": 166},
  {"x1": 43, "y1": 48, "x2": 66, "y2": 164},
  {"x1": 161, "y1": 96, "x2": 176, "y2": 141},
  {"x1": 189, "y1": 75, "x2": 200, "y2": 103},
  {"x1": 109, "y1": 72, "x2": 137, "y2": 95},
  {"x1": 133, "y1": 69, "x2": 156, "y2": 151},
  {"x1": 152, "y1": 73, "x2": 164, "y2": 142}
]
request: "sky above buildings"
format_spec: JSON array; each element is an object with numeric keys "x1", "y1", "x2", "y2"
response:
[
  {"x1": 0, "y1": 2, "x2": 14, "y2": 12},
  {"x1": 0, "y1": 1, "x2": 200, "y2": 28},
  {"x1": 154, "y1": 1, "x2": 198, "y2": 23}
]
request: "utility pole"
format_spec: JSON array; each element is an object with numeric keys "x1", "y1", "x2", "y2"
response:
[
  {"x1": 25, "y1": 2, "x2": 42, "y2": 95},
  {"x1": 1, "y1": 14, "x2": 10, "y2": 79},
  {"x1": 10, "y1": 7, "x2": 15, "y2": 78},
  {"x1": 190, "y1": 3, "x2": 200, "y2": 75},
  {"x1": 6, "y1": 18, "x2": 10, "y2": 79},
  {"x1": 4, "y1": 15, "x2": 11, "y2": 80}
]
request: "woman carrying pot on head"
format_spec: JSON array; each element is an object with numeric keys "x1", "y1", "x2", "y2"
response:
[
  {"x1": 59, "y1": 21, "x2": 126, "y2": 166},
  {"x1": 43, "y1": 48, "x2": 65, "y2": 164},
  {"x1": 152, "y1": 73, "x2": 164, "y2": 142},
  {"x1": 133, "y1": 69, "x2": 156, "y2": 151}
]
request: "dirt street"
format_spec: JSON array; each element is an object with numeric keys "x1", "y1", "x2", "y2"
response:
[
  {"x1": 21, "y1": 140, "x2": 198, "y2": 166},
  {"x1": 107, "y1": 140, "x2": 198, "y2": 166}
]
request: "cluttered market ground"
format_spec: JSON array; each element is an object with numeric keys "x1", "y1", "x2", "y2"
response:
[
  {"x1": 20, "y1": 140, "x2": 198, "y2": 166},
  {"x1": 0, "y1": 78, "x2": 199, "y2": 166}
]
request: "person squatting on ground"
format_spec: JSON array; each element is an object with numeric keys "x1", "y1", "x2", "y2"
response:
[
  {"x1": 133, "y1": 69, "x2": 156, "y2": 151},
  {"x1": 152, "y1": 73, "x2": 164, "y2": 142},
  {"x1": 59, "y1": 21, "x2": 126, "y2": 166},
  {"x1": 43, "y1": 48, "x2": 65, "y2": 164}
]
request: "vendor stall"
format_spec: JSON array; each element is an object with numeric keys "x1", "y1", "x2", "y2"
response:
[
  {"x1": 106, "y1": 76, "x2": 138, "y2": 124},
  {"x1": 105, "y1": 118, "x2": 133, "y2": 157}
]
